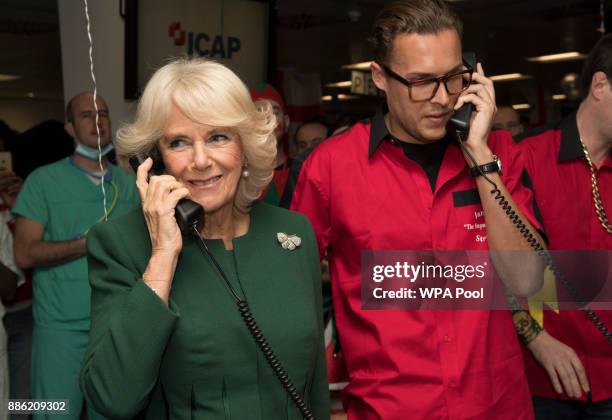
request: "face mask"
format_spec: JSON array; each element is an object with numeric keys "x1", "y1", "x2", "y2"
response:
[{"x1": 74, "y1": 142, "x2": 114, "y2": 160}]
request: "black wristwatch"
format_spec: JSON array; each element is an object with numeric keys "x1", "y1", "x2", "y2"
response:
[{"x1": 469, "y1": 155, "x2": 502, "y2": 178}]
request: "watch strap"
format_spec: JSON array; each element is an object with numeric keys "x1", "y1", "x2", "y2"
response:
[{"x1": 470, "y1": 156, "x2": 501, "y2": 178}]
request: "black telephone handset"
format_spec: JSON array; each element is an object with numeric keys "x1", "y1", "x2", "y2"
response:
[
  {"x1": 129, "y1": 153, "x2": 204, "y2": 234},
  {"x1": 450, "y1": 51, "x2": 477, "y2": 139}
]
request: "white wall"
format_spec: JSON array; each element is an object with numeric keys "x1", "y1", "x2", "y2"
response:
[
  {"x1": 58, "y1": 0, "x2": 136, "y2": 132},
  {"x1": 0, "y1": 3, "x2": 64, "y2": 133},
  {"x1": 58, "y1": 1, "x2": 269, "y2": 134},
  {"x1": 0, "y1": 98, "x2": 64, "y2": 133}
]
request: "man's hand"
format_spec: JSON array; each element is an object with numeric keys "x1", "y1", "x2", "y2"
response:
[
  {"x1": 452, "y1": 63, "x2": 545, "y2": 297},
  {"x1": 527, "y1": 330, "x2": 590, "y2": 398},
  {"x1": 453, "y1": 62, "x2": 497, "y2": 156}
]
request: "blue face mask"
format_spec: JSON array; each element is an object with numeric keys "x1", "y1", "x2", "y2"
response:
[{"x1": 74, "y1": 142, "x2": 114, "y2": 160}]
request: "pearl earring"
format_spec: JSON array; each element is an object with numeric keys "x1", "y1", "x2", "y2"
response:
[{"x1": 242, "y1": 163, "x2": 250, "y2": 178}]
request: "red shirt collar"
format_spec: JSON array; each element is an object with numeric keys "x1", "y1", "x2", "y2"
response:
[
  {"x1": 369, "y1": 104, "x2": 459, "y2": 159},
  {"x1": 558, "y1": 111, "x2": 584, "y2": 162}
]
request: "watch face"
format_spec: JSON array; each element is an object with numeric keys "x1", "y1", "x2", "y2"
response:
[{"x1": 494, "y1": 155, "x2": 502, "y2": 173}]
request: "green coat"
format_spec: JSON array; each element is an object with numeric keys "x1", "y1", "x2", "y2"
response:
[{"x1": 81, "y1": 202, "x2": 330, "y2": 419}]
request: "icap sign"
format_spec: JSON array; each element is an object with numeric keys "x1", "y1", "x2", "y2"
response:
[{"x1": 168, "y1": 22, "x2": 241, "y2": 59}]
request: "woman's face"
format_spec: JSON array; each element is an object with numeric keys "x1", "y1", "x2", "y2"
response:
[{"x1": 159, "y1": 104, "x2": 244, "y2": 214}]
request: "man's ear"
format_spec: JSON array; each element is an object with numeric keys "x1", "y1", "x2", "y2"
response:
[
  {"x1": 371, "y1": 62, "x2": 387, "y2": 93},
  {"x1": 590, "y1": 71, "x2": 610, "y2": 101},
  {"x1": 284, "y1": 114, "x2": 290, "y2": 130},
  {"x1": 64, "y1": 122, "x2": 76, "y2": 139}
]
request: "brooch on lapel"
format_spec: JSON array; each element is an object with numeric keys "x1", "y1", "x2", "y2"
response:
[{"x1": 277, "y1": 232, "x2": 301, "y2": 250}]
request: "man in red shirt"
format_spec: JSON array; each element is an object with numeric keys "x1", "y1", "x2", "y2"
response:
[
  {"x1": 515, "y1": 34, "x2": 612, "y2": 419},
  {"x1": 290, "y1": 0, "x2": 544, "y2": 418}
]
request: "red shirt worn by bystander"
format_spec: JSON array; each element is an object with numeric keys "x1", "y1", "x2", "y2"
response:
[
  {"x1": 518, "y1": 112, "x2": 612, "y2": 403},
  {"x1": 291, "y1": 109, "x2": 541, "y2": 420}
]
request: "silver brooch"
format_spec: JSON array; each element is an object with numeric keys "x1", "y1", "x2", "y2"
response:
[{"x1": 277, "y1": 232, "x2": 301, "y2": 250}]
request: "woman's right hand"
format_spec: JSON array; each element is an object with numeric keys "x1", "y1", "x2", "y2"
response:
[{"x1": 135, "y1": 157, "x2": 190, "y2": 300}]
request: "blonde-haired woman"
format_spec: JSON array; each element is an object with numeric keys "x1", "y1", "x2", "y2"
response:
[{"x1": 80, "y1": 58, "x2": 330, "y2": 419}]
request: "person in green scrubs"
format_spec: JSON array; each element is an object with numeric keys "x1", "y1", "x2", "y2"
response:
[
  {"x1": 12, "y1": 92, "x2": 141, "y2": 419},
  {"x1": 80, "y1": 58, "x2": 330, "y2": 419}
]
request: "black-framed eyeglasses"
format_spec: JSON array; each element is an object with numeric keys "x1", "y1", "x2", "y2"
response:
[{"x1": 379, "y1": 61, "x2": 474, "y2": 102}]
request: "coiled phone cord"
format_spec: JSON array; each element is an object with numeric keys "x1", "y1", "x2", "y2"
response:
[
  {"x1": 456, "y1": 134, "x2": 612, "y2": 343},
  {"x1": 193, "y1": 225, "x2": 316, "y2": 419}
]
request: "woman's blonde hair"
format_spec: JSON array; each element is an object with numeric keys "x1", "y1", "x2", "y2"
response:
[{"x1": 116, "y1": 58, "x2": 277, "y2": 211}]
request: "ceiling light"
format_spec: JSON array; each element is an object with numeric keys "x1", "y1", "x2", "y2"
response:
[
  {"x1": 489, "y1": 73, "x2": 533, "y2": 82},
  {"x1": 341, "y1": 61, "x2": 372, "y2": 71},
  {"x1": 321, "y1": 94, "x2": 359, "y2": 102},
  {"x1": 347, "y1": 6, "x2": 362, "y2": 22},
  {"x1": 325, "y1": 81, "x2": 352, "y2": 88},
  {"x1": 527, "y1": 52, "x2": 587, "y2": 63},
  {"x1": 512, "y1": 103, "x2": 531, "y2": 110},
  {"x1": 0, "y1": 74, "x2": 21, "y2": 82},
  {"x1": 552, "y1": 94, "x2": 567, "y2": 100}
]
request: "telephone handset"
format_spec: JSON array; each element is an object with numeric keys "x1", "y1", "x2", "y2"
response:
[
  {"x1": 449, "y1": 51, "x2": 477, "y2": 138},
  {"x1": 129, "y1": 152, "x2": 204, "y2": 234}
]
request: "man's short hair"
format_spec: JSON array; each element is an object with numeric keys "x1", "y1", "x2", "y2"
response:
[
  {"x1": 295, "y1": 117, "x2": 330, "y2": 142},
  {"x1": 580, "y1": 33, "x2": 612, "y2": 99},
  {"x1": 66, "y1": 97, "x2": 76, "y2": 123},
  {"x1": 369, "y1": 0, "x2": 463, "y2": 64},
  {"x1": 496, "y1": 104, "x2": 519, "y2": 115}
]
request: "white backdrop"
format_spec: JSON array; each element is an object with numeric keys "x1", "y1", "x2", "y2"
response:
[{"x1": 58, "y1": 0, "x2": 268, "y2": 132}]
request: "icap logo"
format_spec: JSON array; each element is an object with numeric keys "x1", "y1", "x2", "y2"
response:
[
  {"x1": 168, "y1": 22, "x2": 186, "y2": 46},
  {"x1": 168, "y1": 21, "x2": 241, "y2": 59}
]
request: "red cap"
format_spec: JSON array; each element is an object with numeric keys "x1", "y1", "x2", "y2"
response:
[{"x1": 250, "y1": 83, "x2": 286, "y2": 113}]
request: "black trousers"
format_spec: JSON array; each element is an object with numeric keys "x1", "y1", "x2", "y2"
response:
[{"x1": 533, "y1": 396, "x2": 612, "y2": 420}]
